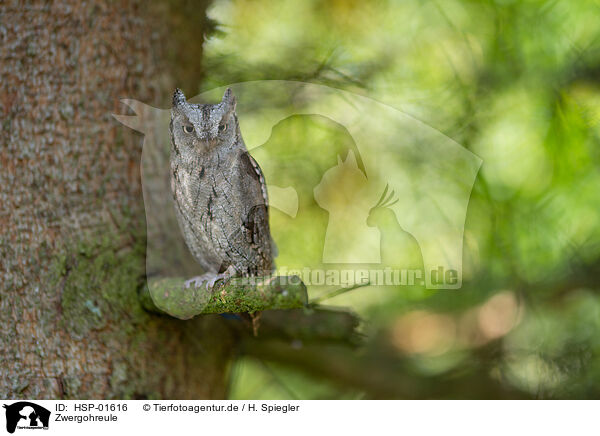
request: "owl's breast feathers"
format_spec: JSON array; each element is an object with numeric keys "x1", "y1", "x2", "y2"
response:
[{"x1": 171, "y1": 149, "x2": 273, "y2": 276}]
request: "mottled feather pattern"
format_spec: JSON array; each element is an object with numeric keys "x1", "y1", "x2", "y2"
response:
[{"x1": 169, "y1": 88, "x2": 274, "y2": 277}]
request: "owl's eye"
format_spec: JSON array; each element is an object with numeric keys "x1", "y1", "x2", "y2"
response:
[
  {"x1": 183, "y1": 125, "x2": 194, "y2": 133},
  {"x1": 218, "y1": 123, "x2": 227, "y2": 132}
]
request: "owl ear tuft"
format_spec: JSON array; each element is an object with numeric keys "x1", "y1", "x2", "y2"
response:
[
  {"x1": 173, "y1": 88, "x2": 187, "y2": 108},
  {"x1": 222, "y1": 88, "x2": 236, "y2": 110}
]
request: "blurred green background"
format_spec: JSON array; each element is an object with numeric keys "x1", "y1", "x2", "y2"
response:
[{"x1": 191, "y1": 0, "x2": 600, "y2": 399}]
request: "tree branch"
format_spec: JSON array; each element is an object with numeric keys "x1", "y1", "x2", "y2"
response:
[
  {"x1": 238, "y1": 307, "x2": 362, "y2": 344},
  {"x1": 139, "y1": 275, "x2": 308, "y2": 319},
  {"x1": 240, "y1": 338, "x2": 531, "y2": 399}
]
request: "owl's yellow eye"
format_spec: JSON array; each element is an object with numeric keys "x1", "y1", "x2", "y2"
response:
[
  {"x1": 218, "y1": 123, "x2": 227, "y2": 132},
  {"x1": 183, "y1": 125, "x2": 194, "y2": 133}
]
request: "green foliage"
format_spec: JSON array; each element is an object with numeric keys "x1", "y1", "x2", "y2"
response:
[{"x1": 202, "y1": 0, "x2": 600, "y2": 399}]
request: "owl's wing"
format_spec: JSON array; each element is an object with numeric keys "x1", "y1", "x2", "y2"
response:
[
  {"x1": 240, "y1": 151, "x2": 269, "y2": 209},
  {"x1": 241, "y1": 152, "x2": 279, "y2": 257},
  {"x1": 238, "y1": 151, "x2": 273, "y2": 273}
]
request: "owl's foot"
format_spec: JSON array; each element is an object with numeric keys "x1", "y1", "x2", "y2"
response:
[
  {"x1": 184, "y1": 267, "x2": 236, "y2": 290},
  {"x1": 184, "y1": 274, "x2": 223, "y2": 290}
]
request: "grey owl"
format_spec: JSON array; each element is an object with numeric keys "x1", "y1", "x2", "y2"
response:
[{"x1": 169, "y1": 88, "x2": 274, "y2": 288}]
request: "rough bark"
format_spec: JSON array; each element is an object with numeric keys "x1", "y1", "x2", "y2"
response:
[{"x1": 0, "y1": 0, "x2": 231, "y2": 399}]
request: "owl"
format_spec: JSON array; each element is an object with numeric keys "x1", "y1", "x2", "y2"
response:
[{"x1": 169, "y1": 88, "x2": 273, "y2": 288}]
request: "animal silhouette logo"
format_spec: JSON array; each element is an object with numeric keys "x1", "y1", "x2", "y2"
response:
[
  {"x1": 114, "y1": 80, "x2": 482, "y2": 289},
  {"x1": 367, "y1": 184, "x2": 424, "y2": 272},
  {"x1": 314, "y1": 150, "x2": 381, "y2": 263},
  {"x1": 3, "y1": 402, "x2": 50, "y2": 433},
  {"x1": 313, "y1": 150, "x2": 426, "y2": 273}
]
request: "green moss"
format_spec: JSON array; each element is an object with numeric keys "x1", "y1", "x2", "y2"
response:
[
  {"x1": 144, "y1": 276, "x2": 308, "y2": 319},
  {"x1": 49, "y1": 230, "x2": 147, "y2": 339},
  {"x1": 45, "y1": 226, "x2": 237, "y2": 398}
]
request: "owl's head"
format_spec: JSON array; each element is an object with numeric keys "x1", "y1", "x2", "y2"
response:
[{"x1": 170, "y1": 88, "x2": 238, "y2": 154}]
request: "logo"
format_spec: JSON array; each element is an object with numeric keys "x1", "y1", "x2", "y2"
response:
[
  {"x1": 114, "y1": 80, "x2": 481, "y2": 300},
  {"x1": 3, "y1": 402, "x2": 50, "y2": 434}
]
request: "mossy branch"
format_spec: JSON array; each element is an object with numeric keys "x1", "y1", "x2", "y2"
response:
[{"x1": 139, "y1": 275, "x2": 308, "y2": 320}]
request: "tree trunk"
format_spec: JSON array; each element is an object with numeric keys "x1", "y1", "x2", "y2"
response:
[{"x1": 0, "y1": 0, "x2": 232, "y2": 399}]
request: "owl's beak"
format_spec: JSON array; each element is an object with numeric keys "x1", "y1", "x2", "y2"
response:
[
  {"x1": 196, "y1": 127, "x2": 212, "y2": 143},
  {"x1": 195, "y1": 133, "x2": 215, "y2": 149}
]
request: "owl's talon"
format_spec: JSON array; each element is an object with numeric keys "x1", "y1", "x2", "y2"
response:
[
  {"x1": 184, "y1": 276, "x2": 207, "y2": 289},
  {"x1": 184, "y1": 272, "x2": 232, "y2": 290},
  {"x1": 204, "y1": 272, "x2": 233, "y2": 289}
]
